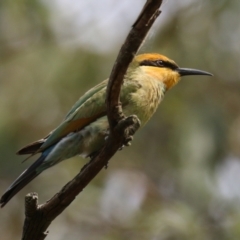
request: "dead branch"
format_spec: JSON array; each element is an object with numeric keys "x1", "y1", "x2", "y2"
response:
[{"x1": 21, "y1": 1, "x2": 163, "y2": 239}]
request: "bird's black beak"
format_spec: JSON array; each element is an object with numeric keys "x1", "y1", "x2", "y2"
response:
[{"x1": 176, "y1": 68, "x2": 213, "y2": 77}]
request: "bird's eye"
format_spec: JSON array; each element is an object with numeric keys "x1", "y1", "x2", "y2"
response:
[{"x1": 157, "y1": 60, "x2": 165, "y2": 67}]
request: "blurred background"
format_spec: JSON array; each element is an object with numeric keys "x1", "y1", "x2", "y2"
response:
[{"x1": 1, "y1": 0, "x2": 240, "y2": 239}]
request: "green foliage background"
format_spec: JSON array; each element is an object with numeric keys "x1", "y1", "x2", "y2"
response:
[{"x1": 1, "y1": 0, "x2": 240, "y2": 239}]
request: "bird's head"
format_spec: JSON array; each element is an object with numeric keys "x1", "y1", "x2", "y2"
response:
[{"x1": 131, "y1": 53, "x2": 212, "y2": 90}]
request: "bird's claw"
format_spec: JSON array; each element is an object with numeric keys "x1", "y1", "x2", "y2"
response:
[
  {"x1": 104, "y1": 161, "x2": 109, "y2": 169},
  {"x1": 123, "y1": 136, "x2": 133, "y2": 146},
  {"x1": 104, "y1": 130, "x2": 110, "y2": 141},
  {"x1": 119, "y1": 136, "x2": 133, "y2": 151}
]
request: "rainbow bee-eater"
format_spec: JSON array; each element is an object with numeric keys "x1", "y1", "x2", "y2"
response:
[{"x1": 0, "y1": 53, "x2": 212, "y2": 207}]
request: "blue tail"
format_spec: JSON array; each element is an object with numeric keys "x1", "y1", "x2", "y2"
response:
[{"x1": 0, "y1": 147, "x2": 53, "y2": 207}]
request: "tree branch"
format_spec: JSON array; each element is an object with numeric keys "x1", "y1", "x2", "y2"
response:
[{"x1": 21, "y1": 1, "x2": 163, "y2": 239}]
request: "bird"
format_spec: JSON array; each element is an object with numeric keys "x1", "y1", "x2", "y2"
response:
[{"x1": 0, "y1": 53, "x2": 212, "y2": 207}]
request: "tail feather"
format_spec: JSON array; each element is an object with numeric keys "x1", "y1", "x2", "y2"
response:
[
  {"x1": 17, "y1": 139, "x2": 45, "y2": 155},
  {"x1": 0, "y1": 154, "x2": 46, "y2": 207},
  {"x1": 17, "y1": 133, "x2": 51, "y2": 155}
]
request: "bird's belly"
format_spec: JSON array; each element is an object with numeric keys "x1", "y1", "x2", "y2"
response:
[
  {"x1": 44, "y1": 117, "x2": 109, "y2": 164},
  {"x1": 77, "y1": 117, "x2": 109, "y2": 157}
]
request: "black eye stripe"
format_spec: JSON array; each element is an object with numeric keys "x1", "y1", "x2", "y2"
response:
[
  {"x1": 140, "y1": 60, "x2": 178, "y2": 70},
  {"x1": 161, "y1": 61, "x2": 178, "y2": 70}
]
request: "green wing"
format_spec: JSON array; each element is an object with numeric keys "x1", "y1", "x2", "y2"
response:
[{"x1": 40, "y1": 80, "x2": 109, "y2": 150}]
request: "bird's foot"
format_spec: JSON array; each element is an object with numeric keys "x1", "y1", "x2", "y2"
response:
[
  {"x1": 104, "y1": 129, "x2": 110, "y2": 141},
  {"x1": 119, "y1": 135, "x2": 133, "y2": 151},
  {"x1": 104, "y1": 115, "x2": 140, "y2": 151},
  {"x1": 104, "y1": 161, "x2": 109, "y2": 169},
  {"x1": 118, "y1": 115, "x2": 140, "y2": 149},
  {"x1": 123, "y1": 135, "x2": 133, "y2": 147}
]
